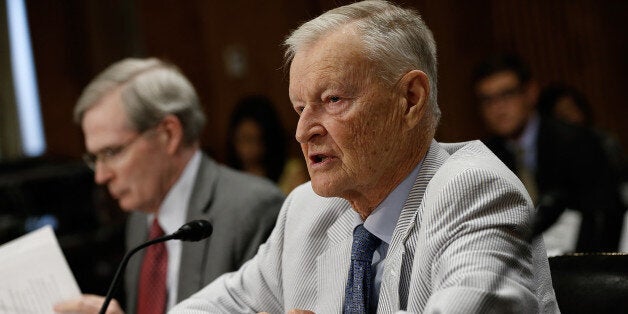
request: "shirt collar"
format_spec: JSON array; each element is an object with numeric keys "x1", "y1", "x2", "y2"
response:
[
  {"x1": 510, "y1": 112, "x2": 540, "y2": 172},
  {"x1": 352, "y1": 160, "x2": 423, "y2": 245},
  {"x1": 517, "y1": 112, "x2": 539, "y2": 153},
  {"x1": 149, "y1": 150, "x2": 202, "y2": 234}
]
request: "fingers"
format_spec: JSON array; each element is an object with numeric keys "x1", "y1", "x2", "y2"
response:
[
  {"x1": 103, "y1": 298, "x2": 123, "y2": 314},
  {"x1": 54, "y1": 294, "x2": 123, "y2": 314}
]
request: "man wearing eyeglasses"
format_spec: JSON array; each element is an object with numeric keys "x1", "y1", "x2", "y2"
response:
[
  {"x1": 54, "y1": 58, "x2": 285, "y2": 314},
  {"x1": 473, "y1": 53, "x2": 623, "y2": 254}
]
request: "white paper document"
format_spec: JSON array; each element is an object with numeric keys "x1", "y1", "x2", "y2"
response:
[
  {"x1": 0, "y1": 225, "x2": 81, "y2": 314},
  {"x1": 542, "y1": 209, "x2": 582, "y2": 257}
]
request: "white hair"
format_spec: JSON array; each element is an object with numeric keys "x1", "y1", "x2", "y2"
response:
[
  {"x1": 74, "y1": 58, "x2": 205, "y2": 145},
  {"x1": 284, "y1": 0, "x2": 440, "y2": 129}
]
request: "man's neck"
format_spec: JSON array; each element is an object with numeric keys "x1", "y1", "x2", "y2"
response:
[
  {"x1": 349, "y1": 139, "x2": 429, "y2": 220},
  {"x1": 148, "y1": 144, "x2": 199, "y2": 214}
]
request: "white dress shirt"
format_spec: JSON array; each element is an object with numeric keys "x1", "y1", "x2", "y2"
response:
[
  {"x1": 350, "y1": 160, "x2": 423, "y2": 310},
  {"x1": 512, "y1": 112, "x2": 540, "y2": 173},
  {"x1": 147, "y1": 150, "x2": 201, "y2": 310}
]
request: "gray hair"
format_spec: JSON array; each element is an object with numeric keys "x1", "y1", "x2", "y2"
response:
[
  {"x1": 74, "y1": 58, "x2": 206, "y2": 145},
  {"x1": 284, "y1": 0, "x2": 440, "y2": 130}
]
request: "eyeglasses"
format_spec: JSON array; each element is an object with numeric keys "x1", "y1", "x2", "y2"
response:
[
  {"x1": 477, "y1": 86, "x2": 523, "y2": 107},
  {"x1": 82, "y1": 129, "x2": 150, "y2": 171}
]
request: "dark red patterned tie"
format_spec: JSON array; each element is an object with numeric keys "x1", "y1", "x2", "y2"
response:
[{"x1": 137, "y1": 218, "x2": 168, "y2": 314}]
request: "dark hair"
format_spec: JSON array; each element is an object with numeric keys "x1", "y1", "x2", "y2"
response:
[
  {"x1": 226, "y1": 95, "x2": 287, "y2": 182},
  {"x1": 537, "y1": 84, "x2": 594, "y2": 126},
  {"x1": 472, "y1": 53, "x2": 532, "y2": 87}
]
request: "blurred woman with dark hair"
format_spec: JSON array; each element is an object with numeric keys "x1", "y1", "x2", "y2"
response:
[
  {"x1": 226, "y1": 95, "x2": 308, "y2": 194},
  {"x1": 537, "y1": 84, "x2": 594, "y2": 126}
]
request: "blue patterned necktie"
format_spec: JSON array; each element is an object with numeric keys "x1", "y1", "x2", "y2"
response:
[{"x1": 344, "y1": 224, "x2": 381, "y2": 314}]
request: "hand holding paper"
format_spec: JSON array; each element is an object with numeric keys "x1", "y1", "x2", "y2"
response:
[{"x1": 0, "y1": 226, "x2": 81, "y2": 314}]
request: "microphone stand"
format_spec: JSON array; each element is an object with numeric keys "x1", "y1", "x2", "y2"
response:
[{"x1": 99, "y1": 233, "x2": 176, "y2": 314}]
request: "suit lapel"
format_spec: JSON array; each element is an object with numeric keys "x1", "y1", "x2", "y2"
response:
[
  {"x1": 315, "y1": 199, "x2": 356, "y2": 313},
  {"x1": 378, "y1": 140, "x2": 450, "y2": 312},
  {"x1": 177, "y1": 155, "x2": 217, "y2": 301},
  {"x1": 125, "y1": 211, "x2": 149, "y2": 314}
]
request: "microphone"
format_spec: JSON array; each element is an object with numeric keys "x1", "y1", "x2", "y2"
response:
[
  {"x1": 171, "y1": 219, "x2": 213, "y2": 241},
  {"x1": 99, "y1": 219, "x2": 213, "y2": 314}
]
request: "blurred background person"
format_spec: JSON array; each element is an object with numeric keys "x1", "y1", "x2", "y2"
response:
[
  {"x1": 472, "y1": 53, "x2": 624, "y2": 254},
  {"x1": 538, "y1": 84, "x2": 594, "y2": 126},
  {"x1": 538, "y1": 84, "x2": 626, "y2": 189},
  {"x1": 538, "y1": 83, "x2": 627, "y2": 249},
  {"x1": 226, "y1": 95, "x2": 308, "y2": 194},
  {"x1": 55, "y1": 58, "x2": 284, "y2": 314}
]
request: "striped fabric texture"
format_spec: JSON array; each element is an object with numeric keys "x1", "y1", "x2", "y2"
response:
[{"x1": 170, "y1": 140, "x2": 560, "y2": 314}]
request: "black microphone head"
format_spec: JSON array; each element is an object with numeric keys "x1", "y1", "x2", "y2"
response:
[{"x1": 172, "y1": 220, "x2": 213, "y2": 242}]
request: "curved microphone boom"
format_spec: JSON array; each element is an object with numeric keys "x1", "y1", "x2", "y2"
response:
[
  {"x1": 99, "y1": 220, "x2": 213, "y2": 314},
  {"x1": 171, "y1": 219, "x2": 213, "y2": 242}
]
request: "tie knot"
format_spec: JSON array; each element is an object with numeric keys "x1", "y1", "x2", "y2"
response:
[
  {"x1": 149, "y1": 218, "x2": 165, "y2": 239},
  {"x1": 351, "y1": 224, "x2": 381, "y2": 262}
]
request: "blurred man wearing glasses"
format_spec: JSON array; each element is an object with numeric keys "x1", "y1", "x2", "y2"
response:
[
  {"x1": 55, "y1": 58, "x2": 284, "y2": 314},
  {"x1": 473, "y1": 53, "x2": 623, "y2": 254}
]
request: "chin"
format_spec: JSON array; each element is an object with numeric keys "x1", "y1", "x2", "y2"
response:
[
  {"x1": 119, "y1": 203, "x2": 136, "y2": 212},
  {"x1": 311, "y1": 180, "x2": 336, "y2": 198},
  {"x1": 117, "y1": 198, "x2": 139, "y2": 212}
]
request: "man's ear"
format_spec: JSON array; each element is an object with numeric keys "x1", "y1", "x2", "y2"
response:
[
  {"x1": 400, "y1": 70, "x2": 430, "y2": 129},
  {"x1": 160, "y1": 114, "x2": 184, "y2": 154}
]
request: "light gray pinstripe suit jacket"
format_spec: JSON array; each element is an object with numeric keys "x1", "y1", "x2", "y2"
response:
[{"x1": 170, "y1": 140, "x2": 560, "y2": 313}]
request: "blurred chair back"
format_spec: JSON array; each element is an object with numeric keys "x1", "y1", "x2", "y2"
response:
[{"x1": 549, "y1": 253, "x2": 628, "y2": 313}]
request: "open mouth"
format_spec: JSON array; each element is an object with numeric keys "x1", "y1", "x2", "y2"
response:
[{"x1": 311, "y1": 154, "x2": 331, "y2": 164}]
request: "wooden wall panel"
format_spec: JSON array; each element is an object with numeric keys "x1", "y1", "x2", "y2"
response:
[
  {"x1": 27, "y1": 0, "x2": 140, "y2": 158},
  {"x1": 27, "y1": 1, "x2": 87, "y2": 158},
  {"x1": 484, "y1": 0, "x2": 628, "y2": 146},
  {"x1": 26, "y1": 0, "x2": 627, "y2": 162},
  {"x1": 115, "y1": 0, "x2": 320, "y2": 161}
]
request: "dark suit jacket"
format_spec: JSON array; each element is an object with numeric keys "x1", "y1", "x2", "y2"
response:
[
  {"x1": 124, "y1": 154, "x2": 285, "y2": 313},
  {"x1": 484, "y1": 116, "x2": 624, "y2": 252}
]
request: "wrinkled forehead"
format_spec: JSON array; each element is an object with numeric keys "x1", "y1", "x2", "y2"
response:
[{"x1": 288, "y1": 30, "x2": 376, "y2": 99}]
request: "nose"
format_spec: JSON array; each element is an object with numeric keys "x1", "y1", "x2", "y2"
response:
[
  {"x1": 295, "y1": 106, "x2": 326, "y2": 144},
  {"x1": 93, "y1": 161, "x2": 114, "y2": 185}
]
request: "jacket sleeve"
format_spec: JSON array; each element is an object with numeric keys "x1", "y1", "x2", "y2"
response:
[
  {"x1": 415, "y1": 167, "x2": 554, "y2": 313},
  {"x1": 169, "y1": 192, "x2": 293, "y2": 314}
]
